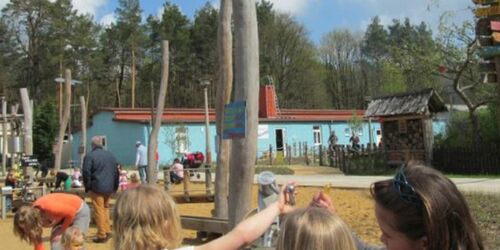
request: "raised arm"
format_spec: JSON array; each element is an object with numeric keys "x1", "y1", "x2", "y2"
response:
[{"x1": 195, "y1": 182, "x2": 295, "y2": 250}]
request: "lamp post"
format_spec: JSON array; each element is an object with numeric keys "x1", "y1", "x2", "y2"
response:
[
  {"x1": 201, "y1": 80, "x2": 212, "y2": 164},
  {"x1": 54, "y1": 77, "x2": 65, "y2": 125}
]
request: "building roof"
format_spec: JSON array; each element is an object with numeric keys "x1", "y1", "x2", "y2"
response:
[
  {"x1": 365, "y1": 88, "x2": 447, "y2": 118},
  {"x1": 99, "y1": 107, "x2": 366, "y2": 123}
]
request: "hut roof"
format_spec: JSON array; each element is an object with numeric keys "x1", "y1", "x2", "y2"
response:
[{"x1": 365, "y1": 88, "x2": 447, "y2": 118}]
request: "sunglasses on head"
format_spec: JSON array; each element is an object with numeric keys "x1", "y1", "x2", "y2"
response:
[{"x1": 393, "y1": 165, "x2": 423, "y2": 208}]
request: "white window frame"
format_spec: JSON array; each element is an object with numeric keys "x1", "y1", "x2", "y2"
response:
[{"x1": 313, "y1": 126, "x2": 322, "y2": 145}]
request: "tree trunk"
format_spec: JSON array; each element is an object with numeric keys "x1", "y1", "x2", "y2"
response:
[
  {"x1": 469, "y1": 109, "x2": 482, "y2": 145},
  {"x1": 2, "y1": 100, "x2": 7, "y2": 176},
  {"x1": 20, "y1": 88, "x2": 33, "y2": 180},
  {"x1": 54, "y1": 69, "x2": 72, "y2": 172},
  {"x1": 228, "y1": 0, "x2": 260, "y2": 228},
  {"x1": 79, "y1": 96, "x2": 87, "y2": 168},
  {"x1": 147, "y1": 41, "x2": 169, "y2": 184},
  {"x1": 214, "y1": 0, "x2": 233, "y2": 220},
  {"x1": 115, "y1": 78, "x2": 121, "y2": 108},
  {"x1": 131, "y1": 48, "x2": 136, "y2": 109}
]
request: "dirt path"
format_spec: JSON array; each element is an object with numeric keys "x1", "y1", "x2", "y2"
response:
[{"x1": 0, "y1": 184, "x2": 381, "y2": 249}]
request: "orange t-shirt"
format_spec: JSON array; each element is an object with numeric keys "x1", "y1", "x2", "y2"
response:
[{"x1": 33, "y1": 193, "x2": 84, "y2": 250}]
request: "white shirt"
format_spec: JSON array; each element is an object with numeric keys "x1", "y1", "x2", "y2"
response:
[{"x1": 136, "y1": 144, "x2": 148, "y2": 166}]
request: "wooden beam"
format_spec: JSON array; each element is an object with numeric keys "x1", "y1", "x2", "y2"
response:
[
  {"x1": 20, "y1": 88, "x2": 33, "y2": 181},
  {"x1": 473, "y1": 0, "x2": 500, "y2": 4},
  {"x1": 475, "y1": 6, "x2": 500, "y2": 17},
  {"x1": 147, "y1": 41, "x2": 170, "y2": 184},
  {"x1": 79, "y1": 96, "x2": 87, "y2": 168},
  {"x1": 54, "y1": 69, "x2": 72, "y2": 172},
  {"x1": 180, "y1": 215, "x2": 229, "y2": 234}
]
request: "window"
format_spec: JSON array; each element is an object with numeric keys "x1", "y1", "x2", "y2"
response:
[
  {"x1": 313, "y1": 126, "x2": 321, "y2": 145},
  {"x1": 176, "y1": 127, "x2": 188, "y2": 153}
]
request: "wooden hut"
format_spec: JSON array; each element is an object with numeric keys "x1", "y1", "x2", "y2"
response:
[{"x1": 365, "y1": 89, "x2": 447, "y2": 165}]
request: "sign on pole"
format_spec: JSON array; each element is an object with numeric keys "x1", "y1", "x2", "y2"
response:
[{"x1": 223, "y1": 101, "x2": 247, "y2": 139}]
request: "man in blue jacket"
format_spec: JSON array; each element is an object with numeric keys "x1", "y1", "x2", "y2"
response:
[{"x1": 83, "y1": 136, "x2": 119, "y2": 243}]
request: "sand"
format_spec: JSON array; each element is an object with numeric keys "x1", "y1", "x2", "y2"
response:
[{"x1": 0, "y1": 183, "x2": 380, "y2": 249}]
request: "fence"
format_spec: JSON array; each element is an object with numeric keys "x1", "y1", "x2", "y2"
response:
[
  {"x1": 330, "y1": 144, "x2": 387, "y2": 174},
  {"x1": 256, "y1": 142, "x2": 329, "y2": 166},
  {"x1": 433, "y1": 145, "x2": 500, "y2": 175}
]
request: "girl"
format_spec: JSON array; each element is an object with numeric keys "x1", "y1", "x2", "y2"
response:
[
  {"x1": 118, "y1": 169, "x2": 129, "y2": 191},
  {"x1": 60, "y1": 226, "x2": 85, "y2": 250},
  {"x1": 125, "y1": 173, "x2": 140, "y2": 190},
  {"x1": 113, "y1": 183, "x2": 295, "y2": 250},
  {"x1": 314, "y1": 164, "x2": 484, "y2": 250},
  {"x1": 276, "y1": 207, "x2": 357, "y2": 250},
  {"x1": 13, "y1": 193, "x2": 91, "y2": 250}
]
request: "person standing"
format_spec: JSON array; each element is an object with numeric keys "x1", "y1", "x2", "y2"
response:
[
  {"x1": 135, "y1": 141, "x2": 148, "y2": 183},
  {"x1": 82, "y1": 136, "x2": 119, "y2": 243}
]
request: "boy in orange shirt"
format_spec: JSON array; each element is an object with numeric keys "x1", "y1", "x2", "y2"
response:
[{"x1": 13, "y1": 193, "x2": 90, "y2": 250}]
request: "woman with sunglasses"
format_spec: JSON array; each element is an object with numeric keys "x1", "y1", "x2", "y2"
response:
[{"x1": 314, "y1": 163, "x2": 484, "y2": 250}]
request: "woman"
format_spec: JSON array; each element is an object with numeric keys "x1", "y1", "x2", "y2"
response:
[{"x1": 14, "y1": 193, "x2": 90, "y2": 250}]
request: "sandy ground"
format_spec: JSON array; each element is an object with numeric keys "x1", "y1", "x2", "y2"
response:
[{"x1": 0, "y1": 183, "x2": 380, "y2": 250}]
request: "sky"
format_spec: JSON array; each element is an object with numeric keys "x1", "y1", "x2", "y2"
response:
[{"x1": 0, "y1": 0, "x2": 475, "y2": 43}]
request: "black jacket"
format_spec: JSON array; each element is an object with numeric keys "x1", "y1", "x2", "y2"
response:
[{"x1": 82, "y1": 146, "x2": 119, "y2": 193}]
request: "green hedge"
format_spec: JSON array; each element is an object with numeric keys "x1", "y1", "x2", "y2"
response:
[{"x1": 255, "y1": 166, "x2": 295, "y2": 175}]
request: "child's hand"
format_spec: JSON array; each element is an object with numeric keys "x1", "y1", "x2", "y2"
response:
[
  {"x1": 310, "y1": 191, "x2": 336, "y2": 212},
  {"x1": 278, "y1": 180, "x2": 297, "y2": 214}
]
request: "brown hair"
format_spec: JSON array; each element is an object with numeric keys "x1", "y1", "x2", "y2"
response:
[
  {"x1": 113, "y1": 185, "x2": 182, "y2": 250},
  {"x1": 276, "y1": 207, "x2": 356, "y2": 250},
  {"x1": 60, "y1": 226, "x2": 85, "y2": 250},
  {"x1": 13, "y1": 206, "x2": 43, "y2": 245},
  {"x1": 371, "y1": 164, "x2": 483, "y2": 250}
]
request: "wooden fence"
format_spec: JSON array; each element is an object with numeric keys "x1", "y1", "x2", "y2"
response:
[{"x1": 433, "y1": 145, "x2": 500, "y2": 175}]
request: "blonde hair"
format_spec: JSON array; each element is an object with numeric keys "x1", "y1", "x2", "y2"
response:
[
  {"x1": 129, "y1": 173, "x2": 139, "y2": 183},
  {"x1": 13, "y1": 206, "x2": 43, "y2": 245},
  {"x1": 61, "y1": 226, "x2": 85, "y2": 250},
  {"x1": 113, "y1": 185, "x2": 182, "y2": 250},
  {"x1": 277, "y1": 207, "x2": 357, "y2": 250}
]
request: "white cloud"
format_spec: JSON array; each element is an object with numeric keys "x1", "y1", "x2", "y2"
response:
[
  {"x1": 260, "y1": 0, "x2": 316, "y2": 14},
  {"x1": 100, "y1": 13, "x2": 116, "y2": 27},
  {"x1": 157, "y1": 6, "x2": 164, "y2": 19},
  {"x1": 72, "y1": 0, "x2": 109, "y2": 16}
]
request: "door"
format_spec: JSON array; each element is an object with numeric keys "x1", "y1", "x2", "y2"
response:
[{"x1": 275, "y1": 129, "x2": 287, "y2": 157}]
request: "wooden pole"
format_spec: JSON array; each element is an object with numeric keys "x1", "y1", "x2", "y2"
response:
[
  {"x1": 147, "y1": 41, "x2": 169, "y2": 184},
  {"x1": 79, "y1": 96, "x2": 87, "y2": 168},
  {"x1": 20, "y1": 88, "x2": 33, "y2": 180},
  {"x1": 228, "y1": 0, "x2": 260, "y2": 228},
  {"x1": 1, "y1": 99, "x2": 7, "y2": 176},
  {"x1": 10, "y1": 105, "x2": 17, "y2": 170},
  {"x1": 214, "y1": 0, "x2": 233, "y2": 219},
  {"x1": 54, "y1": 69, "x2": 72, "y2": 172}
]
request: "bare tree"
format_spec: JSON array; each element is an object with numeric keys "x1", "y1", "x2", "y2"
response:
[
  {"x1": 147, "y1": 41, "x2": 169, "y2": 184},
  {"x1": 214, "y1": 0, "x2": 233, "y2": 220},
  {"x1": 228, "y1": 0, "x2": 260, "y2": 228}
]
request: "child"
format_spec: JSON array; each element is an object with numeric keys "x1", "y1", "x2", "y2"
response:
[
  {"x1": 170, "y1": 158, "x2": 184, "y2": 184},
  {"x1": 71, "y1": 168, "x2": 82, "y2": 188},
  {"x1": 314, "y1": 164, "x2": 484, "y2": 250},
  {"x1": 276, "y1": 207, "x2": 356, "y2": 250},
  {"x1": 124, "y1": 173, "x2": 140, "y2": 190},
  {"x1": 13, "y1": 193, "x2": 90, "y2": 250},
  {"x1": 113, "y1": 183, "x2": 296, "y2": 250},
  {"x1": 4, "y1": 169, "x2": 16, "y2": 211},
  {"x1": 60, "y1": 226, "x2": 85, "y2": 250},
  {"x1": 119, "y1": 170, "x2": 128, "y2": 191}
]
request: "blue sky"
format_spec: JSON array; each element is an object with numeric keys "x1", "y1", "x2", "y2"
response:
[{"x1": 0, "y1": 0, "x2": 474, "y2": 43}]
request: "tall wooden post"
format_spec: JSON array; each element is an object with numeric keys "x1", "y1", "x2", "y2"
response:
[
  {"x1": 214, "y1": 0, "x2": 233, "y2": 219},
  {"x1": 10, "y1": 105, "x2": 17, "y2": 170},
  {"x1": 147, "y1": 41, "x2": 169, "y2": 184},
  {"x1": 1, "y1": 99, "x2": 7, "y2": 176},
  {"x1": 228, "y1": 0, "x2": 260, "y2": 228},
  {"x1": 54, "y1": 69, "x2": 72, "y2": 172},
  {"x1": 79, "y1": 96, "x2": 87, "y2": 168},
  {"x1": 20, "y1": 88, "x2": 33, "y2": 180}
]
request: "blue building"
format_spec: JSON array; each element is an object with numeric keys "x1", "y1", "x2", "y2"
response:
[{"x1": 70, "y1": 86, "x2": 446, "y2": 167}]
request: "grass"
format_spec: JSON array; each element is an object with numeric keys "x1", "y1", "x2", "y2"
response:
[{"x1": 464, "y1": 192, "x2": 500, "y2": 249}]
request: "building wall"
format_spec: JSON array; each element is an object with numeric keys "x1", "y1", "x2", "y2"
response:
[
  {"x1": 72, "y1": 112, "x2": 449, "y2": 167},
  {"x1": 72, "y1": 111, "x2": 146, "y2": 167}
]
